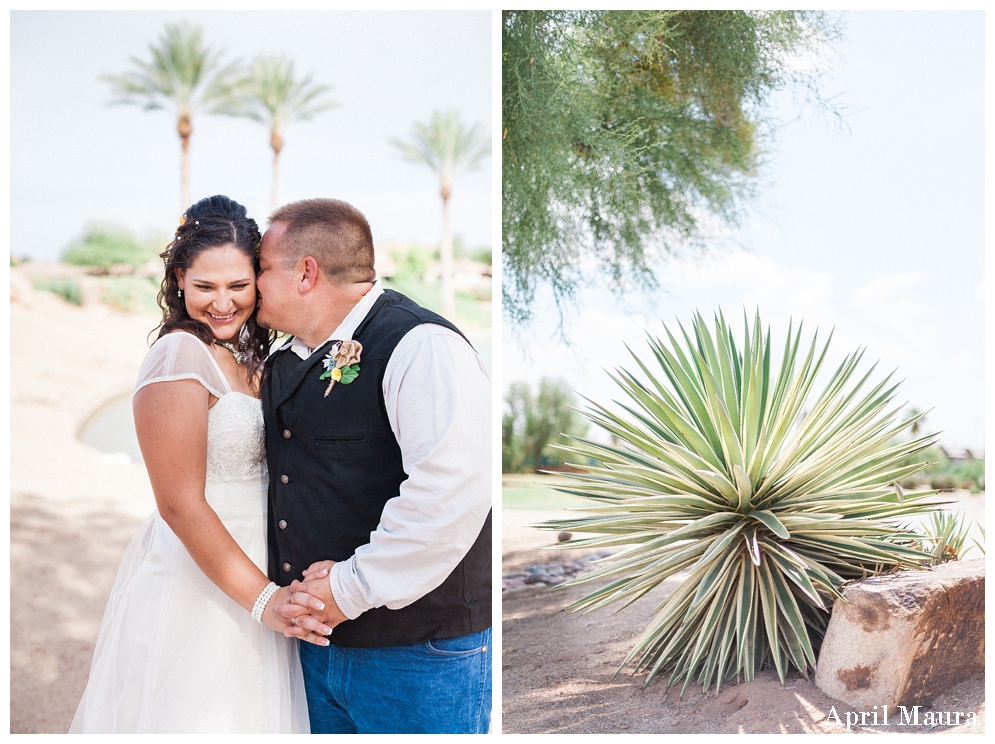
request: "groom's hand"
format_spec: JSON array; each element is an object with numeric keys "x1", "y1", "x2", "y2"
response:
[{"x1": 275, "y1": 562, "x2": 349, "y2": 640}]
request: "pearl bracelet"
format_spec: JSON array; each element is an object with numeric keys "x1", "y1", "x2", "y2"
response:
[{"x1": 252, "y1": 581, "x2": 279, "y2": 623}]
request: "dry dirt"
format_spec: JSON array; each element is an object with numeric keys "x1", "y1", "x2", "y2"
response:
[
  {"x1": 501, "y1": 510, "x2": 985, "y2": 735},
  {"x1": 9, "y1": 273, "x2": 158, "y2": 733}
]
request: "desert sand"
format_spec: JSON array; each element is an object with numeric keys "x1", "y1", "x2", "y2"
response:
[
  {"x1": 9, "y1": 272, "x2": 160, "y2": 733},
  {"x1": 501, "y1": 510, "x2": 985, "y2": 735}
]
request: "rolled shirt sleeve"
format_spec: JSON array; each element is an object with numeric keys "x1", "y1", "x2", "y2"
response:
[{"x1": 328, "y1": 323, "x2": 491, "y2": 619}]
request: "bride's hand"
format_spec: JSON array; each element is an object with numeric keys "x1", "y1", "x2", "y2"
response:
[
  {"x1": 302, "y1": 560, "x2": 335, "y2": 579},
  {"x1": 261, "y1": 586, "x2": 330, "y2": 646}
]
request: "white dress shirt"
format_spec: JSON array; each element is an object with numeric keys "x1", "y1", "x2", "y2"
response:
[{"x1": 287, "y1": 280, "x2": 491, "y2": 620}]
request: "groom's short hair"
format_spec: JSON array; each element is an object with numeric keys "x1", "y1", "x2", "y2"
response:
[{"x1": 268, "y1": 199, "x2": 377, "y2": 284}]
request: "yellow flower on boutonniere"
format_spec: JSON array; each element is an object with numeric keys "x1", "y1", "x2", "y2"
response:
[{"x1": 320, "y1": 339, "x2": 362, "y2": 397}]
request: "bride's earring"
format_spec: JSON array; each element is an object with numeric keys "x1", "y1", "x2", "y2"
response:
[{"x1": 177, "y1": 288, "x2": 183, "y2": 299}]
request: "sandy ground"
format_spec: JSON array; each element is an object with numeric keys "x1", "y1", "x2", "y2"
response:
[
  {"x1": 502, "y1": 510, "x2": 985, "y2": 735},
  {"x1": 9, "y1": 273, "x2": 159, "y2": 733}
]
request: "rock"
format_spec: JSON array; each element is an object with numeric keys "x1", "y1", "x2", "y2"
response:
[
  {"x1": 557, "y1": 531, "x2": 572, "y2": 542},
  {"x1": 815, "y1": 559, "x2": 984, "y2": 708}
]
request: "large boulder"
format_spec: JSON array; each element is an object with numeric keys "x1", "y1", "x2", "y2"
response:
[{"x1": 815, "y1": 559, "x2": 984, "y2": 708}]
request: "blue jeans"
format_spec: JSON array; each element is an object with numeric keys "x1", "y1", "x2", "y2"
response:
[{"x1": 298, "y1": 628, "x2": 492, "y2": 734}]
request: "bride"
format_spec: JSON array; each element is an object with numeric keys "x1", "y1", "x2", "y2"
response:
[{"x1": 70, "y1": 195, "x2": 325, "y2": 733}]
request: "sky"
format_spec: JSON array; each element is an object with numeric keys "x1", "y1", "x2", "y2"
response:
[
  {"x1": 504, "y1": 11, "x2": 986, "y2": 451},
  {"x1": 9, "y1": 10, "x2": 492, "y2": 259}
]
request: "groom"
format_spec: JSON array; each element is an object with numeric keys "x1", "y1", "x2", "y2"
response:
[{"x1": 254, "y1": 198, "x2": 492, "y2": 734}]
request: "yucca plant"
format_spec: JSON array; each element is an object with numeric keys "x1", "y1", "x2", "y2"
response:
[
  {"x1": 921, "y1": 512, "x2": 971, "y2": 564},
  {"x1": 543, "y1": 311, "x2": 940, "y2": 693}
]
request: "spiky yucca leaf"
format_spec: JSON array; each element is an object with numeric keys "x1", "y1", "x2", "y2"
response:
[
  {"x1": 542, "y1": 311, "x2": 939, "y2": 692},
  {"x1": 922, "y1": 511, "x2": 971, "y2": 564}
]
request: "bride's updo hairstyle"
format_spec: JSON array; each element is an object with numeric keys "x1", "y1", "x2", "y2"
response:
[{"x1": 156, "y1": 194, "x2": 274, "y2": 373}]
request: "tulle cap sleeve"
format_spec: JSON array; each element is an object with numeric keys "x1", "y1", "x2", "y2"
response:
[{"x1": 135, "y1": 332, "x2": 230, "y2": 399}]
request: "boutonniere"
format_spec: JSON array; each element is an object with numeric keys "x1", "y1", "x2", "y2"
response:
[{"x1": 320, "y1": 340, "x2": 362, "y2": 397}]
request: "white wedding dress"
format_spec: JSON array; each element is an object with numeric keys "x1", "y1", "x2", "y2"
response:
[{"x1": 69, "y1": 332, "x2": 309, "y2": 733}]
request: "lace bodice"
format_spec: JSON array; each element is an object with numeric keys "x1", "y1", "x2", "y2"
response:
[
  {"x1": 135, "y1": 332, "x2": 267, "y2": 485},
  {"x1": 207, "y1": 393, "x2": 267, "y2": 482}
]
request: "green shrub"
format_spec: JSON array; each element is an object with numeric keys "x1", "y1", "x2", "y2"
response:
[
  {"x1": 63, "y1": 225, "x2": 158, "y2": 270},
  {"x1": 929, "y1": 474, "x2": 957, "y2": 491},
  {"x1": 32, "y1": 278, "x2": 83, "y2": 305},
  {"x1": 922, "y1": 512, "x2": 971, "y2": 565},
  {"x1": 390, "y1": 244, "x2": 436, "y2": 282},
  {"x1": 101, "y1": 276, "x2": 161, "y2": 313},
  {"x1": 470, "y1": 247, "x2": 493, "y2": 266},
  {"x1": 543, "y1": 311, "x2": 937, "y2": 692},
  {"x1": 895, "y1": 446, "x2": 984, "y2": 492}
]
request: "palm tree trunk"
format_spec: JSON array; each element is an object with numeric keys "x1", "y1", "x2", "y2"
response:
[
  {"x1": 181, "y1": 139, "x2": 191, "y2": 209},
  {"x1": 270, "y1": 130, "x2": 284, "y2": 212},
  {"x1": 440, "y1": 184, "x2": 455, "y2": 319},
  {"x1": 271, "y1": 149, "x2": 281, "y2": 212},
  {"x1": 178, "y1": 117, "x2": 192, "y2": 209}
]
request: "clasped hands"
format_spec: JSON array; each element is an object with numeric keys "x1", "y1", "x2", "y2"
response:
[{"x1": 263, "y1": 560, "x2": 346, "y2": 646}]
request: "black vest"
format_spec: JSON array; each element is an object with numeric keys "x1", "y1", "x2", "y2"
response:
[{"x1": 262, "y1": 289, "x2": 492, "y2": 647}]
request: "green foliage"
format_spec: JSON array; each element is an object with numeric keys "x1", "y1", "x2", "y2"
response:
[
  {"x1": 896, "y1": 445, "x2": 985, "y2": 492},
  {"x1": 502, "y1": 10, "x2": 842, "y2": 323},
  {"x1": 103, "y1": 22, "x2": 242, "y2": 120},
  {"x1": 62, "y1": 225, "x2": 158, "y2": 269},
  {"x1": 390, "y1": 244, "x2": 436, "y2": 282},
  {"x1": 503, "y1": 378, "x2": 588, "y2": 473},
  {"x1": 921, "y1": 512, "x2": 972, "y2": 565},
  {"x1": 542, "y1": 311, "x2": 937, "y2": 692},
  {"x1": 470, "y1": 247, "x2": 493, "y2": 266},
  {"x1": 101, "y1": 276, "x2": 161, "y2": 313},
  {"x1": 220, "y1": 55, "x2": 337, "y2": 128},
  {"x1": 391, "y1": 110, "x2": 489, "y2": 192},
  {"x1": 32, "y1": 278, "x2": 83, "y2": 306},
  {"x1": 453, "y1": 234, "x2": 494, "y2": 266},
  {"x1": 932, "y1": 458, "x2": 985, "y2": 492},
  {"x1": 380, "y1": 277, "x2": 490, "y2": 328}
]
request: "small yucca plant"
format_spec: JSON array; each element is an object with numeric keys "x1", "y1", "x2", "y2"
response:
[
  {"x1": 543, "y1": 311, "x2": 939, "y2": 692},
  {"x1": 922, "y1": 512, "x2": 972, "y2": 564}
]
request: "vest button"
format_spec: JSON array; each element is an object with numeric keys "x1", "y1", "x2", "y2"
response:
[
  {"x1": 283, "y1": 429, "x2": 291, "y2": 439},
  {"x1": 282, "y1": 562, "x2": 292, "y2": 572},
  {"x1": 280, "y1": 474, "x2": 289, "y2": 484},
  {"x1": 278, "y1": 519, "x2": 288, "y2": 529}
]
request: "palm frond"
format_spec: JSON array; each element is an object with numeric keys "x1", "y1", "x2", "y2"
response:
[
  {"x1": 390, "y1": 109, "x2": 490, "y2": 188},
  {"x1": 216, "y1": 55, "x2": 338, "y2": 130},
  {"x1": 103, "y1": 23, "x2": 240, "y2": 117}
]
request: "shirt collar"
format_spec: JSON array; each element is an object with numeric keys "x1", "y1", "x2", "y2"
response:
[{"x1": 288, "y1": 280, "x2": 385, "y2": 360}]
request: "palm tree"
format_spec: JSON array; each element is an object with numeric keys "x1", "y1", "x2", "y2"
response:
[
  {"x1": 103, "y1": 23, "x2": 241, "y2": 210},
  {"x1": 220, "y1": 56, "x2": 337, "y2": 210},
  {"x1": 391, "y1": 111, "x2": 489, "y2": 319}
]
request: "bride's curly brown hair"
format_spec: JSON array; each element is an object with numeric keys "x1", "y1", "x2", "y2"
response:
[{"x1": 156, "y1": 195, "x2": 275, "y2": 373}]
